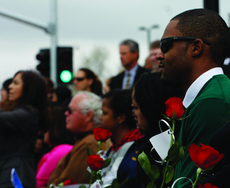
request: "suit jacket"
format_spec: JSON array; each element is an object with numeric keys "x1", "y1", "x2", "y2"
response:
[{"x1": 109, "y1": 65, "x2": 150, "y2": 90}]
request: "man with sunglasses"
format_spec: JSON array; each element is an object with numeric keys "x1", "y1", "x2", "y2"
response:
[
  {"x1": 109, "y1": 39, "x2": 150, "y2": 90},
  {"x1": 47, "y1": 91, "x2": 111, "y2": 186},
  {"x1": 156, "y1": 9, "x2": 230, "y2": 187}
]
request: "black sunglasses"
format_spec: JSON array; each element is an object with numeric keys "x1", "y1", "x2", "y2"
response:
[
  {"x1": 66, "y1": 107, "x2": 76, "y2": 115},
  {"x1": 73, "y1": 77, "x2": 86, "y2": 82},
  {"x1": 160, "y1": 37, "x2": 210, "y2": 53}
]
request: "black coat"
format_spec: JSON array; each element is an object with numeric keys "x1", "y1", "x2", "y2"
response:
[
  {"x1": 0, "y1": 107, "x2": 38, "y2": 188},
  {"x1": 109, "y1": 65, "x2": 150, "y2": 91}
]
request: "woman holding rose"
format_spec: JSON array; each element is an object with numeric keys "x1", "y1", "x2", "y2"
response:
[
  {"x1": 117, "y1": 72, "x2": 184, "y2": 187},
  {"x1": 99, "y1": 89, "x2": 143, "y2": 187}
]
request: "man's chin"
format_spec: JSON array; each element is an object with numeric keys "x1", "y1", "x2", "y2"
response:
[{"x1": 160, "y1": 76, "x2": 179, "y2": 87}]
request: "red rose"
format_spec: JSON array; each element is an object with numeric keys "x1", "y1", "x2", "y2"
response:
[
  {"x1": 188, "y1": 143, "x2": 224, "y2": 170},
  {"x1": 63, "y1": 179, "x2": 76, "y2": 186},
  {"x1": 87, "y1": 154, "x2": 105, "y2": 171},
  {"x1": 198, "y1": 183, "x2": 218, "y2": 188},
  {"x1": 93, "y1": 127, "x2": 112, "y2": 142},
  {"x1": 165, "y1": 97, "x2": 184, "y2": 119}
]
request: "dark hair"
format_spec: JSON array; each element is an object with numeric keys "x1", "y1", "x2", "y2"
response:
[
  {"x1": 9, "y1": 70, "x2": 48, "y2": 132},
  {"x1": 120, "y1": 39, "x2": 139, "y2": 59},
  {"x1": 103, "y1": 89, "x2": 136, "y2": 130},
  {"x1": 134, "y1": 72, "x2": 184, "y2": 138},
  {"x1": 47, "y1": 107, "x2": 75, "y2": 146},
  {"x1": 54, "y1": 85, "x2": 72, "y2": 104},
  {"x1": 171, "y1": 9, "x2": 230, "y2": 65},
  {"x1": 120, "y1": 39, "x2": 139, "y2": 53},
  {"x1": 79, "y1": 68, "x2": 103, "y2": 97},
  {"x1": 2, "y1": 78, "x2": 13, "y2": 94},
  {"x1": 150, "y1": 40, "x2": 160, "y2": 50}
]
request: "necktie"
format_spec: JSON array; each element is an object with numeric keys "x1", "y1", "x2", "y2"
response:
[{"x1": 125, "y1": 72, "x2": 131, "y2": 89}]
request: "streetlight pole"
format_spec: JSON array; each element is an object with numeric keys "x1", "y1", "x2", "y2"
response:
[
  {"x1": 0, "y1": 0, "x2": 58, "y2": 85},
  {"x1": 139, "y1": 24, "x2": 159, "y2": 53}
]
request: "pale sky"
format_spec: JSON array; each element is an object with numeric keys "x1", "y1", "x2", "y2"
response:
[{"x1": 0, "y1": 0, "x2": 230, "y2": 87}]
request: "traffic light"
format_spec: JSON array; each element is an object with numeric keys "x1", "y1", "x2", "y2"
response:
[
  {"x1": 36, "y1": 49, "x2": 50, "y2": 77},
  {"x1": 36, "y1": 47, "x2": 73, "y2": 85},
  {"x1": 57, "y1": 47, "x2": 73, "y2": 85}
]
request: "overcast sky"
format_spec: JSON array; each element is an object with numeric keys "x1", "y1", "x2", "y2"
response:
[{"x1": 0, "y1": 0, "x2": 230, "y2": 87}]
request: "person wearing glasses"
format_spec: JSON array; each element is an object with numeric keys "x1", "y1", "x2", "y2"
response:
[
  {"x1": 47, "y1": 91, "x2": 111, "y2": 187},
  {"x1": 73, "y1": 68, "x2": 103, "y2": 97},
  {"x1": 109, "y1": 39, "x2": 150, "y2": 91},
  {"x1": 156, "y1": 9, "x2": 230, "y2": 187}
]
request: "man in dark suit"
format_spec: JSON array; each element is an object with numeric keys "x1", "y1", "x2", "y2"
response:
[{"x1": 109, "y1": 39, "x2": 150, "y2": 90}]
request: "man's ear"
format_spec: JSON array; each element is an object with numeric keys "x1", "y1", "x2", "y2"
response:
[
  {"x1": 191, "y1": 39, "x2": 204, "y2": 57},
  {"x1": 117, "y1": 115, "x2": 126, "y2": 124},
  {"x1": 85, "y1": 111, "x2": 94, "y2": 123}
]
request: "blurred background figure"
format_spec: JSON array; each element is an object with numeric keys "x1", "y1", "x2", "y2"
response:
[
  {"x1": 45, "y1": 77, "x2": 54, "y2": 100},
  {"x1": 109, "y1": 39, "x2": 150, "y2": 91},
  {"x1": 50, "y1": 85, "x2": 72, "y2": 107},
  {"x1": 73, "y1": 68, "x2": 103, "y2": 97},
  {"x1": 144, "y1": 56, "x2": 152, "y2": 70},
  {"x1": 99, "y1": 89, "x2": 143, "y2": 187},
  {"x1": 104, "y1": 77, "x2": 112, "y2": 94},
  {"x1": 149, "y1": 40, "x2": 161, "y2": 73},
  {"x1": 0, "y1": 78, "x2": 13, "y2": 109},
  {"x1": 36, "y1": 107, "x2": 75, "y2": 188},
  {"x1": 0, "y1": 70, "x2": 47, "y2": 188}
]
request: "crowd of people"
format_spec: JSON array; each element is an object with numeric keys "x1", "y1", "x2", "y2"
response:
[{"x1": 1, "y1": 8, "x2": 230, "y2": 188}]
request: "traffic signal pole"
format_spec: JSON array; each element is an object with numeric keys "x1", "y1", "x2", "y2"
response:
[
  {"x1": 0, "y1": 0, "x2": 58, "y2": 85},
  {"x1": 50, "y1": 0, "x2": 58, "y2": 86}
]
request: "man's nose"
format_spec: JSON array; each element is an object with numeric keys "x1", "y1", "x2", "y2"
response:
[{"x1": 156, "y1": 51, "x2": 164, "y2": 61}]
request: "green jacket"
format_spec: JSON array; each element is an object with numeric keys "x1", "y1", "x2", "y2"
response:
[{"x1": 174, "y1": 74, "x2": 230, "y2": 187}]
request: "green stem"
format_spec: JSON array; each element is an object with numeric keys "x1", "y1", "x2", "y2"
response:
[
  {"x1": 192, "y1": 168, "x2": 202, "y2": 188},
  {"x1": 160, "y1": 161, "x2": 169, "y2": 188},
  {"x1": 170, "y1": 120, "x2": 175, "y2": 147},
  {"x1": 98, "y1": 141, "x2": 101, "y2": 152},
  {"x1": 89, "y1": 171, "x2": 95, "y2": 188}
]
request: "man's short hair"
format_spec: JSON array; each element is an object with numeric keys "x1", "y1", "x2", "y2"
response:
[
  {"x1": 171, "y1": 9, "x2": 230, "y2": 65},
  {"x1": 150, "y1": 40, "x2": 160, "y2": 50},
  {"x1": 120, "y1": 39, "x2": 139, "y2": 53},
  {"x1": 77, "y1": 91, "x2": 102, "y2": 125}
]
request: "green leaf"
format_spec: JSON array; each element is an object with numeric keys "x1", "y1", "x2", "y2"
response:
[
  {"x1": 166, "y1": 139, "x2": 181, "y2": 162},
  {"x1": 165, "y1": 167, "x2": 174, "y2": 184},
  {"x1": 161, "y1": 113, "x2": 171, "y2": 121},
  {"x1": 86, "y1": 146, "x2": 92, "y2": 156},
  {"x1": 150, "y1": 164, "x2": 160, "y2": 180},
  {"x1": 138, "y1": 152, "x2": 152, "y2": 177},
  {"x1": 103, "y1": 158, "x2": 111, "y2": 168},
  {"x1": 85, "y1": 171, "x2": 91, "y2": 179},
  {"x1": 147, "y1": 182, "x2": 157, "y2": 188},
  {"x1": 138, "y1": 151, "x2": 160, "y2": 182},
  {"x1": 57, "y1": 182, "x2": 63, "y2": 186},
  {"x1": 105, "y1": 186, "x2": 112, "y2": 188},
  {"x1": 110, "y1": 179, "x2": 120, "y2": 188},
  {"x1": 78, "y1": 186, "x2": 87, "y2": 188}
]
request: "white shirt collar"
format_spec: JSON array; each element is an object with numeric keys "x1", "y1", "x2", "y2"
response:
[
  {"x1": 183, "y1": 67, "x2": 224, "y2": 108},
  {"x1": 125, "y1": 64, "x2": 139, "y2": 75}
]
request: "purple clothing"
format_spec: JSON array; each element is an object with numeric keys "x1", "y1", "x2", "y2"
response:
[{"x1": 36, "y1": 144, "x2": 73, "y2": 187}]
